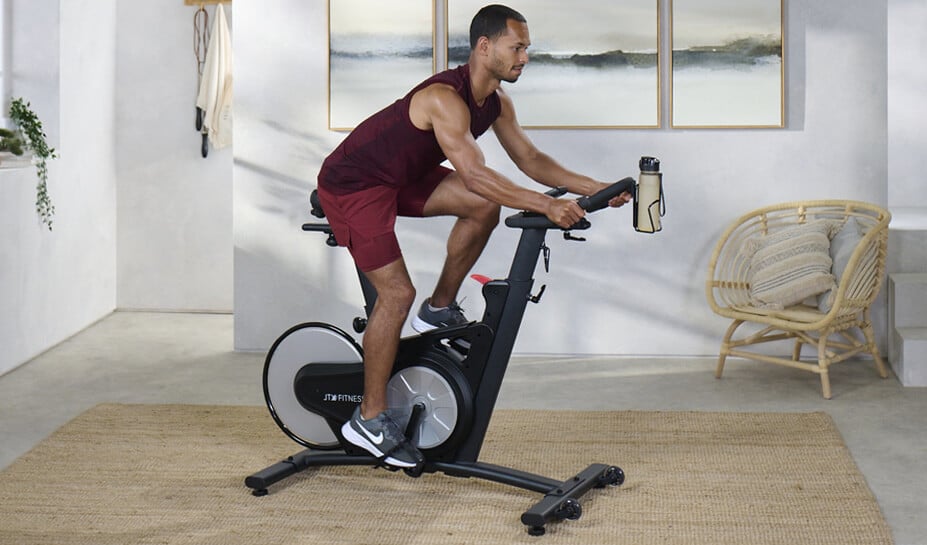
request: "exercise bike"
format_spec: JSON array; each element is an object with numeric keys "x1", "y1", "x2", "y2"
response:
[{"x1": 245, "y1": 158, "x2": 665, "y2": 536}]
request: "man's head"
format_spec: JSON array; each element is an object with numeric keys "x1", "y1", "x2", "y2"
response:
[
  {"x1": 469, "y1": 4, "x2": 527, "y2": 50},
  {"x1": 470, "y1": 5, "x2": 530, "y2": 83}
]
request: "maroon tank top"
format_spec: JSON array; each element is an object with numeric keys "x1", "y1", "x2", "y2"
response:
[{"x1": 318, "y1": 64, "x2": 502, "y2": 194}]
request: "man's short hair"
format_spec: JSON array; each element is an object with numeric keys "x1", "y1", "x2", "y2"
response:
[{"x1": 469, "y1": 4, "x2": 527, "y2": 49}]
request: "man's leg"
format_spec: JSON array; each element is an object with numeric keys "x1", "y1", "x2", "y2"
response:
[
  {"x1": 339, "y1": 256, "x2": 424, "y2": 468},
  {"x1": 318, "y1": 184, "x2": 423, "y2": 467},
  {"x1": 421, "y1": 172, "x2": 501, "y2": 307},
  {"x1": 357, "y1": 258, "x2": 416, "y2": 420}
]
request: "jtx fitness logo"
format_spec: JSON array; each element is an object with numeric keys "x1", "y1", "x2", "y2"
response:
[{"x1": 322, "y1": 393, "x2": 364, "y2": 403}]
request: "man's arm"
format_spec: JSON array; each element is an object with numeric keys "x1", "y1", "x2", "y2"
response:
[
  {"x1": 410, "y1": 84, "x2": 584, "y2": 227},
  {"x1": 491, "y1": 89, "x2": 627, "y2": 203}
]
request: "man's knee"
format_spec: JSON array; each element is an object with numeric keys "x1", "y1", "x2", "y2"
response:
[
  {"x1": 364, "y1": 260, "x2": 417, "y2": 315},
  {"x1": 378, "y1": 279, "x2": 416, "y2": 313},
  {"x1": 394, "y1": 282, "x2": 417, "y2": 311},
  {"x1": 475, "y1": 199, "x2": 501, "y2": 229}
]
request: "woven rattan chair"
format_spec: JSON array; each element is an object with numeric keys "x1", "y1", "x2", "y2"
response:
[{"x1": 706, "y1": 200, "x2": 891, "y2": 399}]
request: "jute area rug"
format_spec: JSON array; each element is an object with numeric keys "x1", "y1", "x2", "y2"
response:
[{"x1": 0, "y1": 404, "x2": 892, "y2": 545}]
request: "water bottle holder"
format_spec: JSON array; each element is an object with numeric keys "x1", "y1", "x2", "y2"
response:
[{"x1": 633, "y1": 184, "x2": 665, "y2": 234}]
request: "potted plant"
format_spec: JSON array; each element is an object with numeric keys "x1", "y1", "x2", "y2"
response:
[
  {"x1": 5, "y1": 97, "x2": 57, "y2": 230},
  {"x1": 0, "y1": 126, "x2": 25, "y2": 157}
]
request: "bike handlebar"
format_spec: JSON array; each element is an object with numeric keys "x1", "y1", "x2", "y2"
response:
[
  {"x1": 576, "y1": 177, "x2": 636, "y2": 213},
  {"x1": 504, "y1": 177, "x2": 637, "y2": 231},
  {"x1": 544, "y1": 186, "x2": 569, "y2": 198}
]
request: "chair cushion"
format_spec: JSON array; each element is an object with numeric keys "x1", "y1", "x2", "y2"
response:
[
  {"x1": 742, "y1": 220, "x2": 837, "y2": 310},
  {"x1": 817, "y1": 217, "x2": 864, "y2": 313}
]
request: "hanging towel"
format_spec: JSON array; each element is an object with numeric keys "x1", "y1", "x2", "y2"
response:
[{"x1": 196, "y1": 3, "x2": 233, "y2": 149}]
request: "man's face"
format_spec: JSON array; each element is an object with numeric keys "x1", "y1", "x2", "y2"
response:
[{"x1": 488, "y1": 19, "x2": 530, "y2": 83}]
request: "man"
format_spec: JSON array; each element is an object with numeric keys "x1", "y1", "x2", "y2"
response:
[{"x1": 317, "y1": 4, "x2": 630, "y2": 468}]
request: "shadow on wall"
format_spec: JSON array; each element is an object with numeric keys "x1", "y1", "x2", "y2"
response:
[
  {"x1": 522, "y1": 242, "x2": 724, "y2": 356},
  {"x1": 233, "y1": 120, "x2": 366, "y2": 350}
]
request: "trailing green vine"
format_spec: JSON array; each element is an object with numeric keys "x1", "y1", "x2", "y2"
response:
[{"x1": 9, "y1": 98, "x2": 58, "y2": 230}]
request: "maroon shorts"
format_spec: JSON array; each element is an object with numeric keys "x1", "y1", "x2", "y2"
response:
[{"x1": 316, "y1": 166, "x2": 451, "y2": 272}]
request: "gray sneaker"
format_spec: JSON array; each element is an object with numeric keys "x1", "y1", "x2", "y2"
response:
[
  {"x1": 411, "y1": 298, "x2": 468, "y2": 332},
  {"x1": 341, "y1": 406, "x2": 424, "y2": 469}
]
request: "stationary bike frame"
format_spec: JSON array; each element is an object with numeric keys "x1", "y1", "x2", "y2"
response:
[{"x1": 246, "y1": 179, "x2": 637, "y2": 535}]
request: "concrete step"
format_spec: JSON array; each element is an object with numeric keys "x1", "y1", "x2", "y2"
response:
[
  {"x1": 888, "y1": 273, "x2": 927, "y2": 365},
  {"x1": 891, "y1": 327, "x2": 927, "y2": 387},
  {"x1": 888, "y1": 207, "x2": 927, "y2": 273},
  {"x1": 889, "y1": 273, "x2": 927, "y2": 328}
]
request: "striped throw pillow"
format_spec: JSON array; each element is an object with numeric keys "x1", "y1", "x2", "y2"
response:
[{"x1": 743, "y1": 220, "x2": 838, "y2": 310}]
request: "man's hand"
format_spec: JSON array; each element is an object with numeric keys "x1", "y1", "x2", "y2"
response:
[
  {"x1": 582, "y1": 182, "x2": 633, "y2": 210},
  {"x1": 608, "y1": 191, "x2": 633, "y2": 208},
  {"x1": 590, "y1": 181, "x2": 633, "y2": 208},
  {"x1": 546, "y1": 199, "x2": 586, "y2": 229}
]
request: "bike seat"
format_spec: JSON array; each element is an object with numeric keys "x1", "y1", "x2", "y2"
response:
[{"x1": 309, "y1": 189, "x2": 326, "y2": 219}]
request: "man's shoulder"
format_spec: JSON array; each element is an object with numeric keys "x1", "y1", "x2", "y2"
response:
[
  {"x1": 410, "y1": 82, "x2": 468, "y2": 126},
  {"x1": 421, "y1": 65, "x2": 468, "y2": 91},
  {"x1": 412, "y1": 67, "x2": 468, "y2": 104},
  {"x1": 416, "y1": 81, "x2": 461, "y2": 99}
]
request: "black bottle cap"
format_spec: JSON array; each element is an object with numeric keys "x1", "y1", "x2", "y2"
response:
[{"x1": 639, "y1": 156, "x2": 660, "y2": 172}]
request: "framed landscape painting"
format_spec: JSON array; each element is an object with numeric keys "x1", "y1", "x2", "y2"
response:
[
  {"x1": 446, "y1": 0, "x2": 660, "y2": 128},
  {"x1": 671, "y1": 0, "x2": 784, "y2": 128},
  {"x1": 329, "y1": 0, "x2": 435, "y2": 130}
]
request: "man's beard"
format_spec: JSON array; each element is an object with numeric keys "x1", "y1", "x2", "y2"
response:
[{"x1": 491, "y1": 54, "x2": 523, "y2": 83}]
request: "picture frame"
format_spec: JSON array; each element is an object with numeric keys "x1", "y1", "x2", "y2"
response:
[
  {"x1": 446, "y1": 1, "x2": 660, "y2": 129},
  {"x1": 328, "y1": 0, "x2": 436, "y2": 131},
  {"x1": 671, "y1": 0, "x2": 784, "y2": 128}
]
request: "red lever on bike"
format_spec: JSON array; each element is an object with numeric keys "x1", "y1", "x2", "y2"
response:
[{"x1": 470, "y1": 274, "x2": 492, "y2": 285}]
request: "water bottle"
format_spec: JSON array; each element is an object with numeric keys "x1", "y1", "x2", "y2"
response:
[{"x1": 635, "y1": 156, "x2": 664, "y2": 233}]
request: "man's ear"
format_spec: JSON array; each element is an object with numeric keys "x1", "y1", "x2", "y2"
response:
[{"x1": 475, "y1": 36, "x2": 491, "y2": 56}]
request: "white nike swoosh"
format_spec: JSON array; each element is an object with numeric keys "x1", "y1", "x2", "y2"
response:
[{"x1": 360, "y1": 424, "x2": 384, "y2": 445}]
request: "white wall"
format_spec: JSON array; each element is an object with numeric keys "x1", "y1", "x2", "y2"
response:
[
  {"x1": 233, "y1": 0, "x2": 890, "y2": 355},
  {"x1": 115, "y1": 3, "x2": 233, "y2": 312},
  {"x1": 0, "y1": 0, "x2": 899, "y2": 373},
  {"x1": 1, "y1": 1, "x2": 234, "y2": 376},
  {"x1": 887, "y1": 0, "x2": 927, "y2": 209},
  {"x1": 0, "y1": 0, "x2": 117, "y2": 376},
  {"x1": 4, "y1": 0, "x2": 59, "y2": 147}
]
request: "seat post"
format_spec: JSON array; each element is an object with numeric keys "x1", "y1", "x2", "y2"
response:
[{"x1": 356, "y1": 267, "x2": 377, "y2": 319}]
